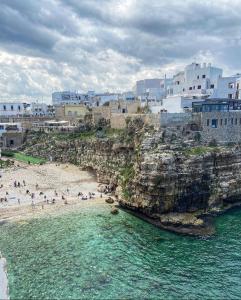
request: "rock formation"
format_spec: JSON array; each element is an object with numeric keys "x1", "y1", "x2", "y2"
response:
[{"x1": 22, "y1": 123, "x2": 241, "y2": 236}]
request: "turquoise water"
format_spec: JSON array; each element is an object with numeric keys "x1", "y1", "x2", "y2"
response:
[{"x1": 1, "y1": 207, "x2": 241, "y2": 299}]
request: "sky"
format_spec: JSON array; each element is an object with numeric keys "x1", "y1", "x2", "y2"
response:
[{"x1": 0, "y1": 0, "x2": 241, "y2": 102}]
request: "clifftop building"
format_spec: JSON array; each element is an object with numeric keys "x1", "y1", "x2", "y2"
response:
[{"x1": 167, "y1": 63, "x2": 223, "y2": 98}]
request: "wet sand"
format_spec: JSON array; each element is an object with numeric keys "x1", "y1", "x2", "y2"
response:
[{"x1": 0, "y1": 162, "x2": 109, "y2": 223}]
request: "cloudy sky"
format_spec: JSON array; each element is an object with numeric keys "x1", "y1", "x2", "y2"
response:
[{"x1": 0, "y1": 0, "x2": 241, "y2": 102}]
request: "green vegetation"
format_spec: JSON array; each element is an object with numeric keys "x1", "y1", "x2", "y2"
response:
[
  {"x1": 1, "y1": 151, "x2": 46, "y2": 164},
  {"x1": 119, "y1": 164, "x2": 135, "y2": 200},
  {"x1": 0, "y1": 159, "x2": 14, "y2": 169},
  {"x1": 184, "y1": 146, "x2": 219, "y2": 156}
]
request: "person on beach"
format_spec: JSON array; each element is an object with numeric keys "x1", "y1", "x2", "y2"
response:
[
  {"x1": 18, "y1": 199, "x2": 20, "y2": 205},
  {"x1": 23, "y1": 180, "x2": 26, "y2": 186},
  {"x1": 17, "y1": 182, "x2": 21, "y2": 188},
  {"x1": 35, "y1": 184, "x2": 39, "y2": 190},
  {"x1": 14, "y1": 181, "x2": 17, "y2": 188}
]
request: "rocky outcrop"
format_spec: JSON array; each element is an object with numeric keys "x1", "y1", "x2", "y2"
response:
[{"x1": 23, "y1": 130, "x2": 241, "y2": 235}]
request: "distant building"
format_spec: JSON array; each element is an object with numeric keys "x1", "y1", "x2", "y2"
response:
[
  {"x1": 0, "y1": 122, "x2": 23, "y2": 148},
  {"x1": 52, "y1": 91, "x2": 90, "y2": 106},
  {"x1": 135, "y1": 78, "x2": 171, "y2": 103},
  {"x1": 0, "y1": 102, "x2": 30, "y2": 117},
  {"x1": 31, "y1": 103, "x2": 55, "y2": 117},
  {"x1": 212, "y1": 75, "x2": 241, "y2": 100},
  {"x1": 167, "y1": 63, "x2": 223, "y2": 98}
]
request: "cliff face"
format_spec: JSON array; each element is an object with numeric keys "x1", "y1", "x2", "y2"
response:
[{"x1": 23, "y1": 130, "x2": 241, "y2": 235}]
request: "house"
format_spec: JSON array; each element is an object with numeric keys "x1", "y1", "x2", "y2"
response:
[{"x1": 0, "y1": 123, "x2": 23, "y2": 148}]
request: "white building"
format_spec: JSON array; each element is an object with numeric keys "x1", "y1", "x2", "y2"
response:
[
  {"x1": 135, "y1": 79, "x2": 162, "y2": 96},
  {"x1": 52, "y1": 91, "x2": 90, "y2": 106},
  {"x1": 120, "y1": 91, "x2": 135, "y2": 101},
  {"x1": 0, "y1": 123, "x2": 22, "y2": 135},
  {"x1": 149, "y1": 96, "x2": 205, "y2": 114},
  {"x1": 31, "y1": 103, "x2": 55, "y2": 117},
  {"x1": 212, "y1": 74, "x2": 241, "y2": 99},
  {"x1": 135, "y1": 78, "x2": 172, "y2": 104},
  {"x1": 0, "y1": 102, "x2": 29, "y2": 117},
  {"x1": 167, "y1": 63, "x2": 223, "y2": 98},
  {"x1": 94, "y1": 93, "x2": 120, "y2": 106}
]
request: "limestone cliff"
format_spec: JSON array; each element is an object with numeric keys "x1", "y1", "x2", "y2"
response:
[{"x1": 22, "y1": 127, "x2": 241, "y2": 235}]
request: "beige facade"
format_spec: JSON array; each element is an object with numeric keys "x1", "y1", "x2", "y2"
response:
[
  {"x1": 110, "y1": 113, "x2": 160, "y2": 129},
  {"x1": 55, "y1": 105, "x2": 91, "y2": 124}
]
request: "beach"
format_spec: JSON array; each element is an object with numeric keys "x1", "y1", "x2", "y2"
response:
[{"x1": 0, "y1": 161, "x2": 109, "y2": 223}]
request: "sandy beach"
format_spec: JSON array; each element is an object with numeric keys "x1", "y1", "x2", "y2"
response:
[{"x1": 0, "y1": 161, "x2": 109, "y2": 223}]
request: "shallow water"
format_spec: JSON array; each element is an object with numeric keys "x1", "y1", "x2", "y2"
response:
[{"x1": 0, "y1": 206, "x2": 241, "y2": 299}]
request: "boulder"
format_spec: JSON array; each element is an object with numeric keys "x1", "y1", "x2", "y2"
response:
[
  {"x1": 105, "y1": 197, "x2": 115, "y2": 204},
  {"x1": 111, "y1": 207, "x2": 119, "y2": 215}
]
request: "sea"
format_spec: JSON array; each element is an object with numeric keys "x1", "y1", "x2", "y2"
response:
[{"x1": 0, "y1": 206, "x2": 241, "y2": 299}]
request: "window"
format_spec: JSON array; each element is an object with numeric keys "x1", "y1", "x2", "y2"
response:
[
  {"x1": 197, "y1": 75, "x2": 199, "y2": 79},
  {"x1": 220, "y1": 119, "x2": 223, "y2": 126},
  {"x1": 228, "y1": 94, "x2": 233, "y2": 99},
  {"x1": 229, "y1": 82, "x2": 235, "y2": 89},
  {"x1": 240, "y1": 118, "x2": 241, "y2": 125},
  {"x1": 0, "y1": 125, "x2": 4, "y2": 130},
  {"x1": 197, "y1": 85, "x2": 202, "y2": 89},
  {"x1": 189, "y1": 87, "x2": 192, "y2": 90},
  {"x1": 3, "y1": 105, "x2": 6, "y2": 111},
  {"x1": 193, "y1": 86, "x2": 195, "y2": 90},
  {"x1": 225, "y1": 118, "x2": 227, "y2": 125},
  {"x1": 207, "y1": 119, "x2": 210, "y2": 126},
  {"x1": 182, "y1": 88, "x2": 185, "y2": 92},
  {"x1": 210, "y1": 84, "x2": 215, "y2": 89},
  {"x1": 235, "y1": 118, "x2": 238, "y2": 125},
  {"x1": 231, "y1": 118, "x2": 234, "y2": 125},
  {"x1": 211, "y1": 119, "x2": 218, "y2": 128},
  {"x1": 11, "y1": 105, "x2": 13, "y2": 111},
  {"x1": 202, "y1": 75, "x2": 206, "y2": 79},
  {"x1": 18, "y1": 105, "x2": 21, "y2": 111}
]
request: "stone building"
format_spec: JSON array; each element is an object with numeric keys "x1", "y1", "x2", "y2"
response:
[
  {"x1": 201, "y1": 111, "x2": 241, "y2": 143},
  {"x1": 0, "y1": 123, "x2": 23, "y2": 148}
]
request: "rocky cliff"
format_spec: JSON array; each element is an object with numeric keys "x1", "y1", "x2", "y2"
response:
[{"x1": 22, "y1": 126, "x2": 241, "y2": 236}]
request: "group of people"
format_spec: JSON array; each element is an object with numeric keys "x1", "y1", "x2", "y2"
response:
[{"x1": 0, "y1": 178, "x2": 98, "y2": 209}]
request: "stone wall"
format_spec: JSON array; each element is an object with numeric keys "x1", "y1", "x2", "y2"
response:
[
  {"x1": 2, "y1": 132, "x2": 24, "y2": 148},
  {"x1": 201, "y1": 111, "x2": 241, "y2": 143},
  {"x1": 160, "y1": 112, "x2": 192, "y2": 127},
  {"x1": 110, "y1": 113, "x2": 160, "y2": 129}
]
